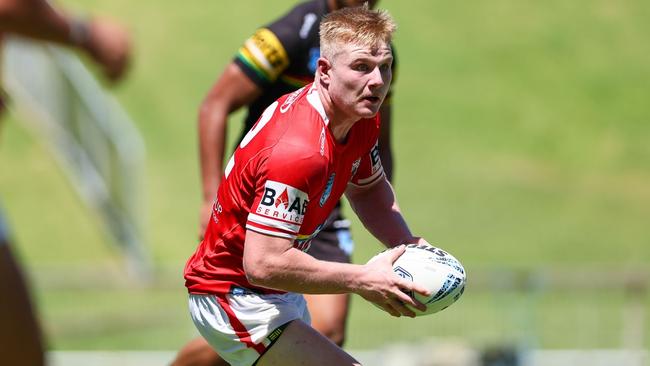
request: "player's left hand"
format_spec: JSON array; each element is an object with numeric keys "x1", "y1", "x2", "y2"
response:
[{"x1": 358, "y1": 245, "x2": 429, "y2": 317}]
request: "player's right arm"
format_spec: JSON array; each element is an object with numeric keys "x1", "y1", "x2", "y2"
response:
[
  {"x1": 242, "y1": 230, "x2": 429, "y2": 317},
  {"x1": 197, "y1": 63, "x2": 262, "y2": 235}
]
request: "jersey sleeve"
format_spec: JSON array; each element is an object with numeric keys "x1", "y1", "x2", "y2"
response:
[
  {"x1": 349, "y1": 139, "x2": 385, "y2": 187},
  {"x1": 245, "y1": 144, "x2": 323, "y2": 240},
  {"x1": 234, "y1": 5, "x2": 310, "y2": 87}
]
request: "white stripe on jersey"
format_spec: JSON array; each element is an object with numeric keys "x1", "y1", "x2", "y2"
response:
[
  {"x1": 246, "y1": 223, "x2": 297, "y2": 241},
  {"x1": 248, "y1": 213, "x2": 301, "y2": 233},
  {"x1": 356, "y1": 167, "x2": 385, "y2": 186}
]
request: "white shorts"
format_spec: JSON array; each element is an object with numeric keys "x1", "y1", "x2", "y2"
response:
[{"x1": 189, "y1": 291, "x2": 310, "y2": 366}]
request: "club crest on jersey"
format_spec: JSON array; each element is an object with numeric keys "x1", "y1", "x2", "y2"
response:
[
  {"x1": 319, "y1": 173, "x2": 335, "y2": 207},
  {"x1": 258, "y1": 180, "x2": 309, "y2": 224}
]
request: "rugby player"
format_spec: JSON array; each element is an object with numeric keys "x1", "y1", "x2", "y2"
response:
[
  {"x1": 174, "y1": 0, "x2": 396, "y2": 364},
  {"x1": 182, "y1": 6, "x2": 429, "y2": 366}
]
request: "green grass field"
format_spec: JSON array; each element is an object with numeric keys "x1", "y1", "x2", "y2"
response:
[{"x1": 1, "y1": 0, "x2": 649, "y2": 353}]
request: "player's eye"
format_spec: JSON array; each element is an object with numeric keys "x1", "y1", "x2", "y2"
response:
[{"x1": 353, "y1": 63, "x2": 370, "y2": 72}]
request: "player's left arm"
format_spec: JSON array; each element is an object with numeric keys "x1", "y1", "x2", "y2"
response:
[{"x1": 345, "y1": 177, "x2": 422, "y2": 248}]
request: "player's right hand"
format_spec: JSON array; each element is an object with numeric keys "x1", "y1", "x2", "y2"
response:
[{"x1": 356, "y1": 245, "x2": 430, "y2": 317}]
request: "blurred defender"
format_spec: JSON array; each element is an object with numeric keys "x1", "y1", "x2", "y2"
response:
[
  {"x1": 0, "y1": 0, "x2": 130, "y2": 364},
  {"x1": 182, "y1": 6, "x2": 429, "y2": 366},
  {"x1": 174, "y1": 0, "x2": 396, "y2": 364}
]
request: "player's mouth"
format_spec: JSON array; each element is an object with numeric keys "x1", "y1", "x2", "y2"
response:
[{"x1": 362, "y1": 96, "x2": 381, "y2": 103}]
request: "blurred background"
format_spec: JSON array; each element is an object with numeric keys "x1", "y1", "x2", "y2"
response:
[{"x1": 1, "y1": 0, "x2": 649, "y2": 365}]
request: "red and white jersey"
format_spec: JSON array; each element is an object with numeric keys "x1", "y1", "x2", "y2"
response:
[{"x1": 184, "y1": 84, "x2": 384, "y2": 295}]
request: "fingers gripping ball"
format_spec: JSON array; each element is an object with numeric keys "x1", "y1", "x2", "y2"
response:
[{"x1": 393, "y1": 244, "x2": 466, "y2": 316}]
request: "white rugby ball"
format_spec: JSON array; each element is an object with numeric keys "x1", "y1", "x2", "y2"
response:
[{"x1": 392, "y1": 244, "x2": 466, "y2": 316}]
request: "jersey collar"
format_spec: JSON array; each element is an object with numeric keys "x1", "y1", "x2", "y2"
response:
[{"x1": 306, "y1": 83, "x2": 330, "y2": 126}]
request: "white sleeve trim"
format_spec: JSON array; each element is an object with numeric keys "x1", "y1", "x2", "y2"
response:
[
  {"x1": 248, "y1": 213, "x2": 301, "y2": 233},
  {"x1": 351, "y1": 168, "x2": 385, "y2": 188},
  {"x1": 245, "y1": 224, "x2": 297, "y2": 241}
]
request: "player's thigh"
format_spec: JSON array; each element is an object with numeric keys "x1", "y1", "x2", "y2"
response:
[
  {"x1": 256, "y1": 319, "x2": 361, "y2": 366},
  {"x1": 170, "y1": 336, "x2": 225, "y2": 366},
  {"x1": 304, "y1": 293, "x2": 349, "y2": 336}
]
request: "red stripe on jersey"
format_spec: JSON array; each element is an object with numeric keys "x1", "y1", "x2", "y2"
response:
[{"x1": 215, "y1": 295, "x2": 267, "y2": 355}]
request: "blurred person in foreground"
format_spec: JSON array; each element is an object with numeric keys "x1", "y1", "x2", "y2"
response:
[
  {"x1": 182, "y1": 5, "x2": 429, "y2": 366},
  {"x1": 173, "y1": 0, "x2": 396, "y2": 364},
  {"x1": 0, "y1": 0, "x2": 130, "y2": 364}
]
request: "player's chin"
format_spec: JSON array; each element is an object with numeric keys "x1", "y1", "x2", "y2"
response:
[
  {"x1": 356, "y1": 109, "x2": 379, "y2": 119},
  {"x1": 356, "y1": 102, "x2": 381, "y2": 118}
]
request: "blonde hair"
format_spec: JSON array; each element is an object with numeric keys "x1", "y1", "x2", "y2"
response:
[{"x1": 319, "y1": 5, "x2": 396, "y2": 61}]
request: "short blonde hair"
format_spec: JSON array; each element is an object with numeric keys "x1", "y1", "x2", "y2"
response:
[{"x1": 319, "y1": 5, "x2": 396, "y2": 61}]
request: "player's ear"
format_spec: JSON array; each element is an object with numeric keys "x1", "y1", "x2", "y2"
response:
[{"x1": 317, "y1": 57, "x2": 332, "y2": 86}]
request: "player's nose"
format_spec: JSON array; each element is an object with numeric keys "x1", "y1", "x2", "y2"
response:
[{"x1": 367, "y1": 66, "x2": 385, "y2": 88}]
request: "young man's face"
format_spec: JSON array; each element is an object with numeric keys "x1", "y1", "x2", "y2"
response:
[{"x1": 326, "y1": 41, "x2": 393, "y2": 120}]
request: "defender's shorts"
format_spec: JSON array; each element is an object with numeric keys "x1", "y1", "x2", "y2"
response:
[
  {"x1": 308, "y1": 205, "x2": 354, "y2": 263},
  {"x1": 189, "y1": 292, "x2": 310, "y2": 366}
]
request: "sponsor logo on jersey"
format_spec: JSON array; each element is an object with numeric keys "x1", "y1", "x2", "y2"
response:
[
  {"x1": 319, "y1": 173, "x2": 335, "y2": 207},
  {"x1": 370, "y1": 141, "x2": 382, "y2": 174},
  {"x1": 275, "y1": 188, "x2": 290, "y2": 208},
  {"x1": 280, "y1": 87, "x2": 305, "y2": 113},
  {"x1": 257, "y1": 180, "x2": 309, "y2": 225}
]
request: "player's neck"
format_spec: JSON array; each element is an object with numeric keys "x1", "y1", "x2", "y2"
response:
[
  {"x1": 328, "y1": 121, "x2": 355, "y2": 144},
  {"x1": 315, "y1": 82, "x2": 358, "y2": 144}
]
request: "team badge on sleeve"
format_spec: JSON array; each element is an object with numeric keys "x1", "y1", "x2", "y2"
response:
[{"x1": 247, "y1": 180, "x2": 309, "y2": 239}]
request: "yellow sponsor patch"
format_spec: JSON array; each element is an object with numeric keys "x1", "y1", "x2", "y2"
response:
[{"x1": 241, "y1": 28, "x2": 289, "y2": 81}]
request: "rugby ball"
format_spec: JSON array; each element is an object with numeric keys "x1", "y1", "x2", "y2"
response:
[{"x1": 392, "y1": 244, "x2": 466, "y2": 316}]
